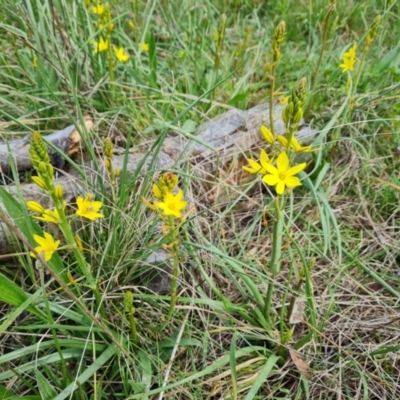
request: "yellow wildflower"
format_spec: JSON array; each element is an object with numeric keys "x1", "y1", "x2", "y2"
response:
[
  {"x1": 242, "y1": 149, "x2": 270, "y2": 175},
  {"x1": 155, "y1": 189, "x2": 187, "y2": 218},
  {"x1": 93, "y1": 37, "x2": 109, "y2": 54},
  {"x1": 128, "y1": 21, "x2": 135, "y2": 29},
  {"x1": 76, "y1": 194, "x2": 104, "y2": 221},
  {"x1": 30, "y1": 232, "x2": 60, "y2": 262},
  {"x1": 92, "y1": 4, "x2": 105, "y2": 14},
  {"x1": 276, "y1": 136, "x2": 317, "y2": 153},
  {"x1": 140, "y1": 42, "x2": 149, "y2": 52},
  {"x1": 339, "y1": 44, "x2": 357, "y2": 73},
  {"x1": 113, "y1": 46, "x2": 130, "y2": 62},
  {"x1": 261, "y1": 151, "x2": 306, "y2": 195}
]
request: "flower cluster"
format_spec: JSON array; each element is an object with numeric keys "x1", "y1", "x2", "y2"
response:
[
  {"x1": 85, "y1": 1, "x2": 130, "y2": 63},
  {"x1": 143, "y1": 173, "x2": 187, "y2": 219},
  {"x1": 28, "y1": 132, "x2": 104, "y2": 262},
  {"x1": 243, "y1": 78, "x2": 316, "y2": 196},
  {"x1": 339, "y1": 44, "x2": 357, "y2": 73}
]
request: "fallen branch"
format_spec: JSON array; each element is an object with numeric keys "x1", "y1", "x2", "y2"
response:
[{"x1": 0, "y1": 104, "x2": 316, "y2": 255}]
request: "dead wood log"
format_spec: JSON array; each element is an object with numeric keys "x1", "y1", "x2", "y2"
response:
[{"x1": 0, "y1": 104, "x2": 316, "y2": 255}]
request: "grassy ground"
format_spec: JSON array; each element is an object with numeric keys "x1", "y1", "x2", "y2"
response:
[{"x1": 0, "y1": 0, "x2": 400, "y2": 399}]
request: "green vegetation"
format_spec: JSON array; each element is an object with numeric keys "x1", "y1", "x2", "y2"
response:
[{"x1": 0, "y1": 0, "x2": 399, "y2": 398}]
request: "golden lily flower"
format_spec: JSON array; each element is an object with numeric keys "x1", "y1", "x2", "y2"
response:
[
  {"x1": 140, "y1": 42, "x2": 149, "y2": 52},
  {"x1": 76, "y1": 194, "x2": 104, "y2": 221},
  {"x1": 30, "y1": 232, "x2": 60, "y2": 262},
  {"x1": 276, "y1": 135, "x2": 317, "y2": 153},
  {"x1": 155, "y1": 189, "x2": 187, "y2": 218},
  {"x1": 339, "y1": 44, "x2": 357, "y2": 73},
  {"x1": 242, "y1": 149, "x2": 270, "y2": 174},
  {"x1": 93, "y1": 37, "x2": 109, "y2": 54},
  {"x1": 261, "y1": 151, "x2": 306, "y2": 195},
  {"x1": 113, "y1": 46, "x2": 130, "y2": 62}
]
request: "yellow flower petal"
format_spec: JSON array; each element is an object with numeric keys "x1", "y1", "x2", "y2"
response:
[
  {"x1": 284, "y1": 176, "x2": 302, "y2": 189},
  {"x1": 276, "y1": 181, "x2": 285, "y2": 195},
  {"x1": 276, "y1": 151, "x2": 289, "y2": 171},
  {"x1": 262, "y1": 174, "x2": 279, "y2": 186},
  {"x1": 286, "y1": 162, "x2": 307, "y2": 177}
]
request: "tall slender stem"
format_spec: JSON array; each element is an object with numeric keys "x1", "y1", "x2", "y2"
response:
[{"x1": 263, "y1": 198, "x2": 284, "y2": 324}]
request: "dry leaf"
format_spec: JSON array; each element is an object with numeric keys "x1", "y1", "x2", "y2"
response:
[{"x1": 289, "y1": 348, "x2": 311, "y2": 379}]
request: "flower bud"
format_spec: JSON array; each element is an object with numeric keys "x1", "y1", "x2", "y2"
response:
[
  {"x1": 103, "y1": 137, "x2": 114, "y2": 158},
  {"x1": 293, "y1": 108, "x2": 303, "y2": 124},
  {"x1": 124, "y1": 290, "x2": 134, "y2": 313},
  {"x1": 26, "y1": 201, "x2": 45, "y2": 214},
  {"x1": 152, "y1": 184, "x2": 163, "y2": 199},
  {"x1": 260, "y1": 125, "x2": 274, "y2": 144},
  {"x1": 54, "y1": 185, "x2": 64, "y2": 200},
  {"x1": 32, "y1": 176, "x2": 46, "y2": 188}
]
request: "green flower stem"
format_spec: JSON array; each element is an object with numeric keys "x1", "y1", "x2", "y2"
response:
[
  {"x1": 37, "y1": 261, "x2": 70, "y2": 385},
  {"x1": 307, "y1": 3, "x2": 335, "y2": 119},
  {"x1": 286, "y1": 125, "x2": 296, "y2": 152},
  {"x1": 107, "y1": 37, "x2": 115, "y2": 83},
  {"x1": 263, "y1": 197, "x2": 284, "y2": 325},
  {"x1": 354, "y1": 45, "x2": 368, "y2": 93},
  {"x1": 269, "y1": 63, "x2": 277, "y2": 136},
  {"x1": 52, "y1": 197, "x2": 107, "y2": 320},
  {"x1": 128, "y1": 312, "x2": 138, "y2": 346},
  {"x1": 165, "y1": 215, "x2": 180, "y2": 323}
]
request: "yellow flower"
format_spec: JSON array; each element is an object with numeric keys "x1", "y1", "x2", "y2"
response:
[
  {"x1": 261, "y1": 151, "x2": 306, "y2": 195},
  {"x1": 140, "y1": 42, "x2": 149, "y2": 52},
  {"x1": 113, "y1": 46, "x2": 130, "y2": 62},
  {"x1": 339, "y1": 44, "x2": 357, "y2": 73},
  {"x1": 276, "y1": 136, "x2": 317, "y2": 153},
  {"x1": 30, "y1": 232, "x2": 60, "y2": 262},
  {"x1": 93, "y1": 37, "x2": 109, "y2": 54},
  {"x1": 34, "y1": 208, "x2": 62, "y2": 224},
  {"x1": 260, "y1": 125, "x2": 274, "y2": 145},
  {"x1": 92, "y1": 4, "x2": 105, "y2": 14},
  {"x1": 242, "y1": 149, "x2": 270, "y2": 174},
  {"x1": 128, "y1": 21, "x2": 135, "y2": 29},
  {"x1": 155, "y1": 189, "x2": 187, "y2": 218},
  {"x1": 76, "y1": 194, "x2": 104, "y2": 220}
]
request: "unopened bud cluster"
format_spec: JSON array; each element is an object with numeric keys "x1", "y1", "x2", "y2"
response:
[
  {"x1": 152, "y1": 172, "x2": 179, "y2": 200},
  {"x1": 272, "y1": 21, "x2": 286, "y2": 62},
  {"x1": 103, "y1": 138, "x2": 120, "y2": 188},
  {"x1": 29, "y1": 132, "x2": 55, "y2": 191},
  {"x1": 282, "y1": 77, "x2": 307, "y2": 132},
  {"x1": 366, "y1": 15, "x2": 381, "y2": 46}
]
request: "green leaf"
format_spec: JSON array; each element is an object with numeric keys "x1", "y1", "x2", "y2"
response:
[
  {"x1": 35, "y1": 370, "x2": 58, "y2": 399},
  {"x1": 0, "y1": 384, "x2": 14, "y2": 399},
  {"x1": 52, "y1": 344, "x2": 117, "y2": 400},
  {"x1": 0, "y1": 273, "x2": 48, "y2": 322},
  {"x1": 243, "y1": 355, "x2": 280, "y2": 400}
]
